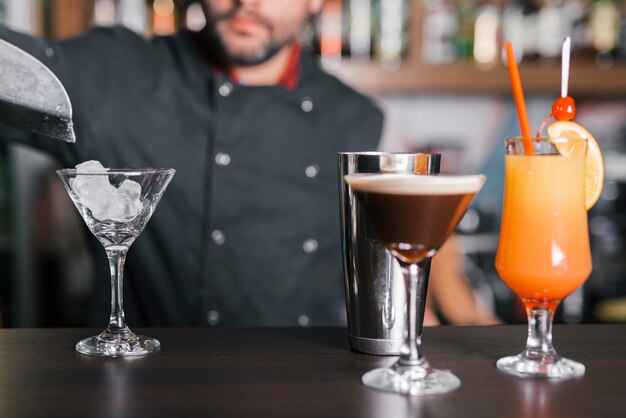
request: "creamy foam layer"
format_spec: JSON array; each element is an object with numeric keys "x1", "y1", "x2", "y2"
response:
[{"x1": 345, "y1": 174, "x2": 486, "y2": 195}]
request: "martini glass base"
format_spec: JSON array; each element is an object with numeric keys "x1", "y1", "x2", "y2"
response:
[
  {"x1": 362, "y1": 366, "x2": 461, "y2": 396},
  {"x1": 75, "y1": 331, "x2": 160, "y2": 358},
  {"x1": 497, "y1": 353, "x2": 585, "y2": 379}
]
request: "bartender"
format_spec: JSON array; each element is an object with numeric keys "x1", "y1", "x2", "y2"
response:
[{"x1": 0, "y1": 0, "x2": 496, "y2": 327}]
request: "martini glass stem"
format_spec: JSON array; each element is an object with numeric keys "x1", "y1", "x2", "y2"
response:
[
  {"x1": 106, "y1": 248, "x2": 130, "y2": 333},
  {"x1": 361, "y1": 255, "x2": 461, "y2": 393},
  {"x1": 524, "y1": 305, "x2": 557, "y2": 359},
  {"x1": 398, "y1": 259, "x2": 431, "y2": 367}
]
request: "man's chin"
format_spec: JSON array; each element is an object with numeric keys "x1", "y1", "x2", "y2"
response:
[
  {"x1": 204, "y1": 27, "x2": 284, "y2": 67},
  {"x1": 226, "y1": 52, "x2": 269, "y2": 67},
  {"x1": 222, "y1": 44, "x2": 282, "y2": 66}
]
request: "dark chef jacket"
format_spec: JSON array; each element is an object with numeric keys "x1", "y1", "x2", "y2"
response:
[{"x1": 0, "y1": 27, "x2": 383, "y2": 326}]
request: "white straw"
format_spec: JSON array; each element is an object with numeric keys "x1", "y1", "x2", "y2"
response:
[{"x1": 561, "y1": 36, "x2": 571, "y2": 98}]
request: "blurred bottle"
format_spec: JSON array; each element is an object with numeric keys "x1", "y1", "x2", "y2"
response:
[
  {"x1": 521, "y1": 1, "x2": 540, "y2": 60},
  {"x1": 93, "y1": 0, "x2": 148, "y2": 35},
  {"x1": 590, "y1": 0, "x2": 620, "y2": 68},
  {"x1": 93, "y1": 0, "x2": 117, "y2": 27},
  {"x1": 502, "y1": 0, "x2": 525, "y2": 62},
  {"x1": 566, "y1": 0, "x2": 588, "y2": 59},
  {"x1": 348, "y1": 0, "x2": 372, "y2": 61},
  {"x1": 473, "y1": 2, "x2": 500, "y2": 68},
  {"x1": 118, "y1": 0, "x2": 148, "y2": 35},
  {"x1": 150, "y1": 0, "x2": 178, "y2": 36},
  {"x1": 374, "y1": 0, "x2": 408, "y2": 69},
  {"x1": 454, "y1": 0, "x2": 475, "y2": 61},
  {"x1": 537, "y1": 0, "x2": 568, "y2": 60},
  {"x1": 319, "y1": 0, "x2": 343, "y2": 67},
  {"x1": 5, "y1": 0, "x2": 38, "y2": 33},
  {"x1": 421, "y1": 0, "x2": 456, "y2": 64},
  {"x1": 182, "y1": 1, "x2": 206, "y2": 32}
]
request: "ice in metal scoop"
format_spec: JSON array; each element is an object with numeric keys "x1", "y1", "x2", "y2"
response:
[{"x1": 0, "y1": 38, "x2": 75, "y2": 142}]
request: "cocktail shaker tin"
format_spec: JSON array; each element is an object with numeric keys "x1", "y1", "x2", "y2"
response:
[{"x1": 338, "y1": 152, "x2": 441, "y2": 355}]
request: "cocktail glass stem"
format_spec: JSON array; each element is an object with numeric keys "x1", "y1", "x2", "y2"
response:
[
  {"x1": 84, "y1": 245, "x2": 151, "y2": 353},
  {"x1": 105, "y1": 248, "x2": 130, "y2": 335},
  {"x1": 523, "y1": 306, "x2": 557, "y2": 360},
  {"x1": 396, "y1": 260, "x2": 429, "y2": 369},
  {"x1": 361, "y1": 257, "x2": 460, "y2": 395},
  {"x1": 496, "y1": 303, "x2": 585, "y2": 378},
  {"x1": 74, "y1": 243, "x2": 160, "y2": 357}
]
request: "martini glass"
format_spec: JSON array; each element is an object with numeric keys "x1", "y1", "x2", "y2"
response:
[
  {"x1": 57, "y1": 167, "x2": 175, "y2": 357},
  {"x1": 345, "y1": 173, "x2": 485, "y2": 395}
]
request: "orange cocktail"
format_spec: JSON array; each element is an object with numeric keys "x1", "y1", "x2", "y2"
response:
[
  {"x1": 496, "y1": 139, "x2": 591, "y2": 309},
  {"x1": 495, "y1": 136, "x2": 591, "y2": 379}
]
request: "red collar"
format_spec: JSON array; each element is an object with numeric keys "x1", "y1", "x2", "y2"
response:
[{"x1": 228, "y1": 42, "x2": 301, "y2": 90}]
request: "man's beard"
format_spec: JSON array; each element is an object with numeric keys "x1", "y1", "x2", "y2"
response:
[{"x1": 205, "y1": 5, "x2": 287, "y2": 66}]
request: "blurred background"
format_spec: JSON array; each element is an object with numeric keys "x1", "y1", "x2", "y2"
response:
[{"x1": 1, "y1": 0, "x2": 625, "y2": 327}]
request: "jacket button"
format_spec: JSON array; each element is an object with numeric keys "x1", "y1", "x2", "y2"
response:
[
  {"x1": 207, "y1": 310, "x2": 220, "y2": 326},
  {"x1": 301, "y1": 97, "x2": 313, "y2": 112},
  {"x1": 219, "y1": 82, "x2": 233, "y2": 97},
  {"x1": 45, "y1": 47, "x2": 55, "y2": 57},
  {"x1": 305, "y1": 164, "x2": 319, "y2": 178},
  {"x1": 215, "y1": 153, "x2": 231, "y2": 166},
  {"x1": 297, "y1": 314, "x2": 311, "y2": 327},
  {"x1": 303, "y1": 239, "x2": 318, "y2": 253},
  {"x1": 212, "y1": 230, "x2": 226, "y2": 245}
]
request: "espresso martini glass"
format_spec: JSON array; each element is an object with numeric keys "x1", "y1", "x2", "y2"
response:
[
  {"x1": 57, "y1": 166, "x2": 175, "y2": 357},
  {"x1": 345, "y1": 173, "x2": 485, "y2": 395}
]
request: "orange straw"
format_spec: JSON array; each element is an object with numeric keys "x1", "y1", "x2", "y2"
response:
[{"x1": 504, "y1": 42, "x2": 534, "y2": 156}]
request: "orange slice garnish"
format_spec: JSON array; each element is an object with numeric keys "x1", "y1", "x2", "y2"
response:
[{"x1": 547, "y1": 121, "x2": 604, "y2": 210}]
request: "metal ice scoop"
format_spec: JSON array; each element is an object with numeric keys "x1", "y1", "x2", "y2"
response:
[{"x1": 0, "y1": 38, "x2": 75, "y2": 142}]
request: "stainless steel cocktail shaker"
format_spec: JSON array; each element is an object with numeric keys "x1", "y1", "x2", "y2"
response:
[{"x1": 338, "y1": 152, "x2": 440, "y2": 355}]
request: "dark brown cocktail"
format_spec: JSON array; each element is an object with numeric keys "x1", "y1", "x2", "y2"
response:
[
  {"x1": 353, "y1": 190, "x2": 475, "y2": 263},
  {"x1": 344, "y1": 173, "x2": 485, "y2": 396},
  {"x1": 347, "y1": 174, "x2": 483, "y2": 261}
]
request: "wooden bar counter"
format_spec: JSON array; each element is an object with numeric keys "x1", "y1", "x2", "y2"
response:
[{"x1": 0, "y1": 325, "x2": 624, "y2": 417}]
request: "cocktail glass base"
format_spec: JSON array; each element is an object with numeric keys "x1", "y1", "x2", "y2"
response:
[
  {"x1": 362, "y1": 365, "x2": 461, "y2": 396},
  {"x1": 497, "y1": 353, "x2": 585, "y2": 379},
  {"x1": 75, "y1": 330, "x2": 160, "y2": 358}
]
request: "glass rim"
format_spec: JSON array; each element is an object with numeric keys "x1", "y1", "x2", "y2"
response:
[
  {"x1": 504, "y1": 136, "x2": 588, "y2": 143},
  {"x1": 56, "y1": 168, "x2": 176, "y2": 176},
  {"x1": 338, "y1": 151, "x2": 441, "y2": 157},
  {"x1": 505, "y1": 136, "x2": 587, "y2": 157}
]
